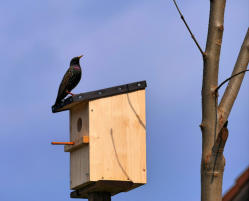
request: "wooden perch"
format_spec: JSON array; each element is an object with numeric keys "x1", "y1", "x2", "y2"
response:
[
  {"x1": 64, "y1": 136, "x2": 89, "y2": 152},
  {"x1": 51, "y1": 136, "x2": 89, "y2": 151},
  {"x1": 51, "y1": 142, "x2": 75, "y2": 145}
]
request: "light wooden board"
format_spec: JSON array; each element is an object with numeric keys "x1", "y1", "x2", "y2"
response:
[
  {"x1": 89, "y1": 90, "x2": 146, "y2": 184},
  {"x1": 70, "y1": 102, "x2": 90, "y2": 189},
  {"x1": 64, "y1": 136, "x2": 89, "y2": 152}
]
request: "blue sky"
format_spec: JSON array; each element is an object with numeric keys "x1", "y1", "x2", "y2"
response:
[{"x1": 0, "y1": 0, "x2": 248, "y2": 201}]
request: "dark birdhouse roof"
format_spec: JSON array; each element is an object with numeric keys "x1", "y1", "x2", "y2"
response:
[{"x1": 52, "y1": 80, "x2": 147, "y2": 113}]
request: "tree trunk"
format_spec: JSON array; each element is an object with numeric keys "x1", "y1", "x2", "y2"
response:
[
  {"x1": 201, "y1": 1, "x2": 249, "y2": 201},
  {"x1": 172, "y1": 1, "x2": 249, "y2": 201},
  {"x1": 201, "y1": 1, "x2": 226, "y2": 201}
]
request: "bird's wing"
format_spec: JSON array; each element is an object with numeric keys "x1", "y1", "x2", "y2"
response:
[{"x1": 55, "y1": 68, "x2": 72, "y2": 103}]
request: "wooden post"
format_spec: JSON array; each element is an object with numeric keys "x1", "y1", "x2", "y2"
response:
[{"x1": 88, "y1": 192, "x2": 111, "y2": 201}]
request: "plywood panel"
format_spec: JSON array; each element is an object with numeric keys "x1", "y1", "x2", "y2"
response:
[
  {"x1": 70, "y1": 102, "x2": 90, "y2": 189},
  {"x1": 89, "y1": 90, "x2": 146, "y2": 184}
]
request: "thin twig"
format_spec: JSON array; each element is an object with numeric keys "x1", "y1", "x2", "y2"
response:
[
  {"x1": 215, "y1": 69, "x2": 249, "y2": 92},
  {"x1": 172, "y1": 0, "x2": 205, "y2": 56},
  {"x1": 215, "y1": 69, "x2": 248, "y2": 135}
]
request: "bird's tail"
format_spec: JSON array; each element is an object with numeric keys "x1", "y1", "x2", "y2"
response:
[
  {"x1": 54, "y1": 92, "x2": 67, "y2": 105},
  {"x1": 54, "y1": 97, "x2": 61, "y2": 105}
]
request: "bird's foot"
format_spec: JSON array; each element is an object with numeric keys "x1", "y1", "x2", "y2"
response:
[{"x1": 66, "y1": 91, "x2": 75, "y2": 96}]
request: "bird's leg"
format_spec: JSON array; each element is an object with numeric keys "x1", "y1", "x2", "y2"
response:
[{"x1": 66, "y1": 91, "x2": 75, "y2": 96}]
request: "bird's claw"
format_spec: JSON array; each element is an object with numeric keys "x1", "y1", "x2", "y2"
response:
[{"x1": 66, "y1": 91, "x2": 75, "y2": 96}]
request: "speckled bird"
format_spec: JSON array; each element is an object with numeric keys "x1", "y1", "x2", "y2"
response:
[{"x1": 54, "y1": 55, "x2": 83, "y2": 105}]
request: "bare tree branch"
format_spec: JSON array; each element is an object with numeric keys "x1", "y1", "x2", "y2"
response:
[
  {"x1": 213, "y1": 69, "x2": 248, "y2": 147},
  {"x1": 218, "y1": 28, "x2": 249, "y2": 132},
  {"x1": 172, "y1": 0, "x2": 205, "y2": 56}
]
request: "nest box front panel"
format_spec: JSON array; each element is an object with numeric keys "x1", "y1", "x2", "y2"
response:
[
  {"x1": 89, "y1": 90, "x2": 147, "y2": 184},
  {"x1": 70, "y1": 102, "x2": 90, "y2": 189}
]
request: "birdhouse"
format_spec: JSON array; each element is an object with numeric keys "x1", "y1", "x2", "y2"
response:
[{"x1": 52, "y1": 81, "x2": 147, "y2": 198}]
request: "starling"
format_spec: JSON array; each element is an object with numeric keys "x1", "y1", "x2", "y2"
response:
[{"x1": 54, "y1": 55, "x2": 83, "y2": 105}]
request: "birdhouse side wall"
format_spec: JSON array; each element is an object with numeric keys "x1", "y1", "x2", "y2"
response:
[
  {"x1": 88, "y1": 90, "x2": 147, "y2": 184},
  {"x1": 70, "y1": 102, "x2": 90, "y2": 189}
]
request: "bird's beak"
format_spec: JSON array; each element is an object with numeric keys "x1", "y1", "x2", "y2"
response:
[{"x1": 78, "y1": 55, "x2": 83, "y2": 59}]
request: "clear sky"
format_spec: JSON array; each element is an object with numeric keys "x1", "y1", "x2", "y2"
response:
[{"x1": 0, "y1": 1, "x2": 248, "y2": 201}]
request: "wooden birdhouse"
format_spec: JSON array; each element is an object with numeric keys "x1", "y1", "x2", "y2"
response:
[{"x1": 52, "y1": 81, "x2": 147, "y2": 198}]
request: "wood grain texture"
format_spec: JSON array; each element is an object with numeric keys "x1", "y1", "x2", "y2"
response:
[
  {"x1": 70, "y1": 102, "x2": 90, "y2": 189},
  {"x1": 89, "y1": 90, "x2": 146, "y2": 184},
  {"x1": 68, "y1": 90, "x2": 147, "y2": 191}
]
